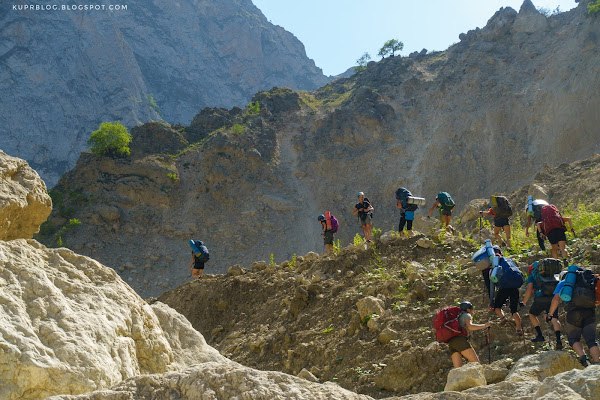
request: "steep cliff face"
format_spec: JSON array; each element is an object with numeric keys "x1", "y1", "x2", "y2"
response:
[
  {"x1": 0, "y1": 0, "x2": 328, "y2": 186},
  {"x1": 39, "y1": 2, "x2": 600, "y2": 297}
]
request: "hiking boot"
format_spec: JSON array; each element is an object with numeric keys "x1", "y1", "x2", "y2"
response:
[
  {"x1": 501, "y1": 241, "x2": 507, "y2": 247},
  {"x1": 556, "y1": 341, "x2": 563, "y2": 350},
  {"x1": 531, "y1": 335, "x2": 545, "y2": 343},
  {"x1": 580, "y1": 355, "x2": 589, "y2": 367},
  {"x1": 498, "y1": 316, "x2": 508, "y2": 326},
  {"x1": 516, "y1": 329, "x2": 524, "y2": 336}
]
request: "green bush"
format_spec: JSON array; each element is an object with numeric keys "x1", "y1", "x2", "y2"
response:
[
  {"x1": 88, "y1": 122, "x2": 131, "y2": 157},
  {"x1": 247, "y1": 101, "x2": 260, "y2": 115},
  {"x1": 231, "y1": 123, "x2": 245, "y2": 135},
  {"x1": 589, "y1": 0, "x2": 600, "y2": 16}
]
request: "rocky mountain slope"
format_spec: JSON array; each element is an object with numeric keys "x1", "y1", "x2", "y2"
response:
[
  {"x1": 37, "y1": 1, "x2": 600, "y2": 298},
  {"x1": 1, "y1": 0, "x2": 329, "y2": 186},
  {"x1": 4, "y1": 150, "x2": 600, "y2": 399}
]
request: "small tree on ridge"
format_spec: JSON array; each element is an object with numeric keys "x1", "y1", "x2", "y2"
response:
[
  {"x1": 88, "y1": 121, "x2": 131, "y2": 157},
  {"x1": 378, "y1": 39, "x2": 404, "y2": 58}
]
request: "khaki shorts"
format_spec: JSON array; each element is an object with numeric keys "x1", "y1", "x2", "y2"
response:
[{"x1": 448, "y1": 335, "x2": 471, "y2": 354}]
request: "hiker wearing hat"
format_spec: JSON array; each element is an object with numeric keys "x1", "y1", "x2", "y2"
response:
[
  {"x1": 491, "y1": 247, "x2": 525, "y2": 336},
  {"x1": 353, "y1": 192, "x2": 374, "y2": 242},
  {"x1": 426, "y1": 192, "x2": 455, "y2": 233},
  {"x1": 318, "y1": 213, "x2": 338, "y2": 254},
  {"x1": 447, "y1": 302, "x2": 492, "y2": 368},
  {"x1": 522, "y1": 261, "x2": 563, "y2": 348}
]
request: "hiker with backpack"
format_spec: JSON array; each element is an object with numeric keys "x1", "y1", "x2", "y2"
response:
[
  {"x1": 549, "y1": 267, "x2": 600, "y2": 366},
  {"x1": 522, "y1": 259, "x2": 563, "y2": 348},
  {"x1": 395, "y1": 187, "x2": 425, "y2": 237},
  {"x1": 490, "y1": 250, "x2": 524, "y2": 336},
  {"x1": 318, "y1": 212, "x2": 338, "y2": 254},
  {"x1": 536, "y1": 204, "x2": 575, "y2": 259},
  {"x1": 479, "y1": 195, "x2": 512, "y2": 247},
  {"x1": 434, "y1": 301, "x2": 492, "y2": 368},
  {"x1": 353, "y1": 192, "x2": 374, "y2": 242},
  {"x1": 472, "y1": 241, "x2": 502, "y2": 310},
  {"x1": 188, "y1": 240, "x2": 210, "y2": 279},
  {"x1": 525, "y1": 197, "x2": 549, "y2": 251},
  {"x1": 427, "y1": 192, "x2": 455, "y2": 233}
]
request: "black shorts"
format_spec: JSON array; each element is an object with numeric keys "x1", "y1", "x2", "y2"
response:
[
  {"x1": 494, "y1": 218, "x2": 510, "y2": 228},
  {"x1": 547, "y1": 228, "x2": 567, "y2": 245},
  {"x1": 193, "y1": 257, "x2": 209, "y2": 270},
  {"x1": 529, "y1": 296, "x2": 558, "y2": 318},
  {"x1": 565, "y1": 308, "x2": 597, "y2": 347},
  {"x1": 494, "y1": 288, "x2": 520, "y2": 314},
  {"x1": 440, "y1": 208, "x2": 452, "y2": 216},
  {"x1": 323, "y1": 230, "x2": 334, "y2": 245}
]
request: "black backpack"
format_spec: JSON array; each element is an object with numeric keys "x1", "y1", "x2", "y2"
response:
[
  {"x1": 491, "y1": 195, "x2": 513, "y2": 218},
  {"x1": 571, "y1": 269, "x2": 598, "y2": 308}
]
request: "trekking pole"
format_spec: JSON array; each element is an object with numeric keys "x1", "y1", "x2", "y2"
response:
[
  {"x1": 546, "y1": 314, "x2": 552, "y2": 350},
  {"x1": 479, "y1": 213, "x2": 483, "y2": 245},
  {"x1": 487, "y1": 327, "x2": 491, "y2": 364}
]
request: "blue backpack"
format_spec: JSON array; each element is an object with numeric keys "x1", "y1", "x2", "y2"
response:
[
  {"x1": 189, "y1": 240, "x2": 210, "y2": 260},
  {"x1": 497, "y1": 258, "x2": 524, "y2": 289}
]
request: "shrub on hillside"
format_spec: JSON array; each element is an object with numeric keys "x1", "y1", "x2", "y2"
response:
[
  {"x1": 589, "y1": 0, "x2": 600, "y2": 16},
  {"x1": 88, "y1": 122, "x2": 132, "y2": 157}
]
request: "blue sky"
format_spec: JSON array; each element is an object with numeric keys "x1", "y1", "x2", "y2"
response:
[{"x1": 251, "y1": 0, "x2": 578, "y2": 76}]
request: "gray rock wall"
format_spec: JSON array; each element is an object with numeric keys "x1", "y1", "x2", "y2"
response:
[{"x1": 0, "y1": 0, "x2": 329, "y2": 186}]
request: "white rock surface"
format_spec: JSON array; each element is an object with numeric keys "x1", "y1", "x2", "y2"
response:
[
  {"x1": 46, "y1": 362, "x2": 374, "y2": 400},
  {"x1": 0, "y1": 150, "x2": 52, "y2": 240},
  {"x1": 535, "y1": 365, "x2": 600, "y2": 400},
  {"x1": 505, "y1": 351, "x2": 582, "y2": 383},
  {"x1": 0, "y1": 239, "x2": 227, "y2": 400}
]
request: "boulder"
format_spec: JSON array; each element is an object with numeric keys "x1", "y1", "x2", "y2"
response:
[
  {"x1": 505, "y1": 351, "x2": 582, "y2": 383},
  {"x1": 0, "y1": 239, "x2": 226, "y2": 399},
  {"x1": 416, "y1": 238, "x2": 435, "y2": 249},
  {"x1": 251, "y1": 261, "x2": 268, "y2": 271},
  {"x1": 227, "y1": 264, "x2": 247, "y2": 276},
  {"x1": 356, "y1": 296, "x2": 385, "y2": 320},
  {"x1": 379, "y1": 327, "x2": 398, "y2": 344},
  {"x1": 483, "y1": 358, "x2": 513, "y2": 384},
  {"x1": 0, "y1": 150, "x2": 52, "y2": 240},
  {"x1": 413, "y1": 216, "x2": 438, "y2": 234},
  {"x1": 444, "y1": 362, "x2": 487, "y2": 391},
  {"x1": 535, "y1": 365, "x2": 600, "y2": 400},
  {"x1": 297, "y1": 368, "x2": 319, "y2": 383}
]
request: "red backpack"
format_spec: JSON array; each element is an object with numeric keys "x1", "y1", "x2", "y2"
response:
[
  {"x1": 541, "y1": 204, "x2": 566, "y2": 233},
  {"x1": 433, "y1": 306, "x2": 467, "y2": 343}
]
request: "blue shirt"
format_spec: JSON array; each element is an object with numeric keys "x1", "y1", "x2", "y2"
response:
[{"x1": 553, "y1": 280, "x2": 565, "y2": 296}]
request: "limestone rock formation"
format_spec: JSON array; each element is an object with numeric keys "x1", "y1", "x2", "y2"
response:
[
  {"x1": 37, "y1": 2, "x2": 600, "y2": 297},
  {"x1": 0, "y1": 150, "x2": 51, "y2": 240},
  {"x1": 0, "y1": 238, "x2": 228, "y2": 400},
  {"x1": 46, "y1": 363, "x2": 374, "y2": 400},
  {"x1": 1, "y1": 0, "x2": 329, "y2": 185}
]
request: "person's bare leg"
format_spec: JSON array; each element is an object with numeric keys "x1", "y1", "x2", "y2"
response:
[
  {"x1": 451, "y1": 352, "x2": 464, "y2": 368},
  {"x1": 504, "y1": 225, "x2": 511, "y2": 247},
  {"x1": 460, "y1": 348, "x2": 480, "y2": 363}
]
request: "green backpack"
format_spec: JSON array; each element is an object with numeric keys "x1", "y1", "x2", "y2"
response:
[{"x1": 437, "y1": 192, "x2": 455, "y2": 211}]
